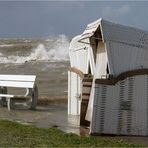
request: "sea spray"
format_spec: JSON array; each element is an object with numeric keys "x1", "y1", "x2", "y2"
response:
[
  {"x1": 0, "y1": 44, "x2": 14, "y2": 48},
  {"x1": 47, "y1": 35, "x2": 70, "y2": 61},
  {"x1": 0, "y1": 35, "x2": 70, "y2": 64},
  {"x1": 30, "y1": 44, "x2": 49, "y2": 61}
]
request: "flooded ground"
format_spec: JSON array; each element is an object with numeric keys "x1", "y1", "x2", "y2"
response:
[
  {"x1": 0, "y1": 103, "x2": 89, "y2": 136},
  {"x1": 1, "y1": 104, "x2": 148, "y2": 146}
]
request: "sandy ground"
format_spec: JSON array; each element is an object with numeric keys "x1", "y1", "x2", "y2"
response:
[{"x1": 0, "y1": 103, "x2": 148, "y2": 146}]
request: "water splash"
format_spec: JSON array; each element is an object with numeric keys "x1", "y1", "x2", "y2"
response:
[
  {"x1": 30, "y1": 44, "x2": 49, "y2": 61},
  {"x1": 0, "y1": 35, "x2": 70, "y2": 64},
  {"x1": 47, "y1": 35, "x2": 70, "y2": 61},
  {"x1": 0, "y1": 44, "x2": 14, "y2": 48}
]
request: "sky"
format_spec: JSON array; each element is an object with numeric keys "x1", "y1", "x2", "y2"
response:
[{"x1": 0, "y1": 1, "x2": 148, "y2": 38}]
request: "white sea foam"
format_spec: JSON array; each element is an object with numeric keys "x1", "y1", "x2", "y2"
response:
[
  {"x1": 0, "y1": 44, "x2": 14, "y2": 48},
  {"x1": 24, "y1": 40, "x2": 31, "y2": 43},
  {"x1": 47, "y1": 35, "x2": 69, "y2": 61},
  {"x1": 30, "y1": 44, "x2": 49, "y2": 61},
  {"x1": 0, "y1": 35, "x2": 70, "y2": 64},
  {"x1": 29, "y1": 34, "x2": 70, "y2": 62}
]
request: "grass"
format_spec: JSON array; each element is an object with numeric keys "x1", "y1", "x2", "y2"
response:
[{"x1": 0, "y1": 120, "x2": 140, "y2": 147}]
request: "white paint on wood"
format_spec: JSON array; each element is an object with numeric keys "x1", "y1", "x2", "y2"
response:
[
  {"x1": 0, "y1": 75, "x2": 36, "y2": 82},
  {"x1": 68, "y1": 71, "x2": 71, "y2": 114},
  {"x1": 95, "y1": 42, "x2": 107, "y2": 78},
  {"x1": 0, "y1": 81, "x2": 34, "y2": 88},
  {"x1": 68, "y1": 71, "x2": 81, "y2": 115},
  {"x1": 0, "y1": 94, "x2": 14, "y2": 98},
  {"x1": 69, "y1": 35, "x2": 89, "y2": 74}
]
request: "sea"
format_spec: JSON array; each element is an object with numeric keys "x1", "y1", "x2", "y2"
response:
[{"x1": 0, "y1": 35, "x2": 70, "y2": 100}]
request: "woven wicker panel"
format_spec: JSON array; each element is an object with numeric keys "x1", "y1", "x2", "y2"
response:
[{"x1": 90, "y1": 75, "x2": 148, "y2": 136}]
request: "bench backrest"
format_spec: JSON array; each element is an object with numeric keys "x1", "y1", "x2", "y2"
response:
[{"x1": 0, "y1": 75, "x2": 36, "y2": 88}]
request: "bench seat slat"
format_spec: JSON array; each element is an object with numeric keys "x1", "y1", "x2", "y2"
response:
[
  {"x1": 0, "y1": 75, "x2": 36, "y2": 82},
  {"x1": 0, "y1": 81, "x2": 34, "y2": 88},
  {"x1": 0, "y1": 94, "x2": 14, "y2": 98}
]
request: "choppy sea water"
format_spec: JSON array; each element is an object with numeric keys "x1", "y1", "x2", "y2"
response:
[{"x1": 0, "y1": 35, "x2": 70, "y2": 99}]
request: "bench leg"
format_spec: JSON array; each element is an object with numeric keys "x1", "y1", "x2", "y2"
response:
[
  {"x1": 7, "y1": 98, "x2": 10, "y2": 111},
  {"x1": 30, "y1": 84, "x2": 38, "y2": 110},
  {"x1": 0, "y1": 87, "x2": 7, "y2": 106}
]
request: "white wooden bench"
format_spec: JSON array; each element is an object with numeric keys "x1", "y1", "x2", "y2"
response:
[{"x1": 0, "y1": 75, "x2": 38, "y2": 111}]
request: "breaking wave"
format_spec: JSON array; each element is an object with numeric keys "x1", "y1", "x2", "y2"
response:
[
  {"x1": 0, "y1": 35, "x2": 70, "y2": 64},
  {"x1": 0, "y1": 44, "x2": 14, "y2": 48}
]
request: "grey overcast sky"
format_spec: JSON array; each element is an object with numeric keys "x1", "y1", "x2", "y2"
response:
[{"x1": 0, "y1": 1, "x2": 148, "y2": 38}]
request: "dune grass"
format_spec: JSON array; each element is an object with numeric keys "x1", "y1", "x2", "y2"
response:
[{"x1": 0, "y1": 120, "x2": 139, "y2": 147}]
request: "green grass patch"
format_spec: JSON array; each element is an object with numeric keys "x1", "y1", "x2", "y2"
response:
[{"x1": 0, "y1": 120, "x2": 139, "y2": 147}]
